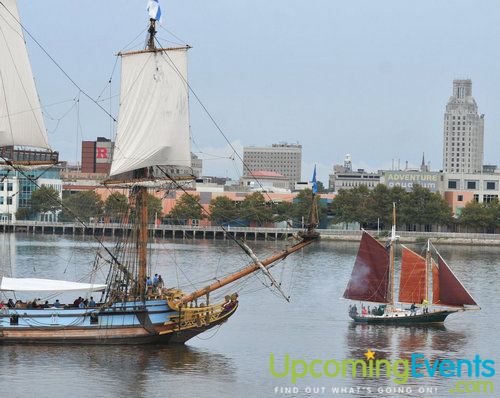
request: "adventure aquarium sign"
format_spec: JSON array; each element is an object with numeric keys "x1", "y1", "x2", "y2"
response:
[{"x1": 383, "y1": 172, "x2": 441, "y2": 193}]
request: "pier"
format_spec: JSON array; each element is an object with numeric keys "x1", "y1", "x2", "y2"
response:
[
  {"x1": 2, "y1": 221, "x2": 500, "y2": 245},
  {"x1": 0, "y1": 221, "x2": 301, "y2": 241}
]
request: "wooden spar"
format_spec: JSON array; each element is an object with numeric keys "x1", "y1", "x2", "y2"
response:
[
  {"x1": 137, "y1": 185, "x2": 148, "y2": 296},
  {"x1": 425, "y1": 239, "x2": 431, "y2": 303},
  {"x1": 102, "y1": 175, "x2": 194, "y2": 186},
  {"x1": 179, "y1": 237, "x2": 316, "y2": 305},
  {"x1": 389, "y1": 203, "x2": 396, "y2": 306},
  {"x1": 118, "y1": 45, "x2": 191, "y2": 57}
]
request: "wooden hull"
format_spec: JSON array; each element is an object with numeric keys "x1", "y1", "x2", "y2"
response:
[
  {"x1": 0, "y1": 303, "x2": 238, "y2": 345},
  {"x1": 349, "y1": 310, "x2": 456, "y2": 325}
]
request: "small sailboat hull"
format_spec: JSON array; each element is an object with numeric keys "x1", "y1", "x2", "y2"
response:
[{"x1": 349, "y1": 310, "x2": 456, "y2": 325}]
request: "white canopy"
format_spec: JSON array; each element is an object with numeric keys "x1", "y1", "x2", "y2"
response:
[
  {"x1": 110, "y1": 47, "x2": 191, "y2": 177},
  {"x1": 0, "y1": 277, "x2": 106, "y2": 292},
  {"x1": 0, "y1": 0, "x2": 50, "y2": 149}
]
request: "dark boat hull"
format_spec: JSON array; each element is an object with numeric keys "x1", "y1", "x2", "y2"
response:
[{"x1": 349, "y1": 310, "x2": 456, "y2": 325}]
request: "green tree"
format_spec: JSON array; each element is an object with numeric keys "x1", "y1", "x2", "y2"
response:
[
  {"x1": 30, "y1": 186, "x2": 61, "y2": 215},
  {"x1": 129, "y1": 193, "x2": 163, "y2": 223},
  {"x1": 168, "y1": 193, "x2": 202, "y2": 223},
  {"x1": 329, "y1": 186, "x2": 372, "y2": 225},
  {"x1": 239, "y1": 192, "x2": 274, "y2": 225},
  {"x1": 104, "y1": 193, "x2": 130, "y2": 222},
  {"x1": 316, "y1": 181, "x2": 327, "y2": 193},
  {"x1": 292, "y1": 189, "x2": 326, "y2": 226},
  {"x1": 60, "y1": 191, "x2": 104, "y2": 222},
  {"x1": 146, "y1": 194, "x2": 163, "y2": 223},
  {"x1": 15, "y1": 207, "x2": 33, "y2": 220},
  {"x1": 401, "y1": 185, "x2": 453, "y2": 228},
  {"x1": 273, "y1": 201, "x2": 294, "y2": 223},
  {"x1": 209, "y1": 196, "x2": 237, "y2": 224},
  {"x1": 459, "y1": 200, "x2": 498, "y2": 233}
]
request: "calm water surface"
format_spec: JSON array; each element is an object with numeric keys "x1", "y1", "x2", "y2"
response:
[{"x1": 0, "y1": 234, "x2": 498, "y2": 398}]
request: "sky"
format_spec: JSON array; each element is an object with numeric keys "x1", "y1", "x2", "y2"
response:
[{"x1": 13, "y1": 0, "x2": 500, "y2": 184}]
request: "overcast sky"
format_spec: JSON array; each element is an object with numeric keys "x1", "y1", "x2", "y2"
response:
[{"x1": 15, "y1": 0, "x2": 500, "y2": 183}]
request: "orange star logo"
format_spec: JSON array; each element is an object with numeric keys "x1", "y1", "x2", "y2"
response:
[{"x1": 364, "y1": 349, "x2": 375, "y2": 360}]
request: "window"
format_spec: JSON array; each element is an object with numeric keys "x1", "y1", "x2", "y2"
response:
[
  {"x1": 466, "y1": 181, "x2": 477, "y2": 190},
  {"x1": 457, "y1": 195, "x2": 463, "y2": 202},
  {"x1": 7, "y1": 183, "x2": 13, "y2": 192},
  {"x1": 0, "y1": 183, "x2": 3, "y2": 191},
  {"x1": 484, "y1": 194, "x2": 498, "y2": 203},
  {"x1": 474, "y1": 194, "x2": 479, "y2": 202},
  {"x1": 0, "y1": 197, "x2": 3, "y2": 205},
  {"x1": 7, "y1": 197, "x2": 12, "y2": 205},
  {"x1": 448, "y1": 180, "x2": 458, "y2": 189},
  {"x1": 486, "y1": 181, "x2": 496, "y2": 190}
]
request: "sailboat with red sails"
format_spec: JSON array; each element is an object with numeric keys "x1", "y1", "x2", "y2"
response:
[{"x1": 343, "y1": 205, "x2": 479, "y2": 324}]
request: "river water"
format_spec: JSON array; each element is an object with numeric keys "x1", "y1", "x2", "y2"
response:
[{"x1": 0, "y1": 234, "x2": 497, "y2": 398}]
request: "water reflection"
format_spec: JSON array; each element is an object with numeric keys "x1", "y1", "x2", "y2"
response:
[{"x1": 0, "y1": 344, "x2": 235, "y2": 398}]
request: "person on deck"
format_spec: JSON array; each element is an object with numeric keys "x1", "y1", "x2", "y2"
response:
[
  {"x1": 89, "y1": 297, "x2": 96, "y2": 307},
  {"x1": 153, "y1": 274, "x2": 159, "y2": 287},
  {"x1": 422, "y1": 299, "x2": 429, "y2": 314},
  {"x1": 410, "y1": 303, "x2": 417, "y2": 315},
  {"x1": 361, "y1": 306, "x2": 368, "y2": 316},
  {"x1": 53, "y1": 299, "x2": 61, "y2": 308}
]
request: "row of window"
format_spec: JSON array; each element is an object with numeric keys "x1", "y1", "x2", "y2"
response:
[
  {"x1": 0, "y1": 197, "x2": 13, "y2": 205},
  {"x1": 448, "y1": 180, "x2": 497, "y2": 190},
  {"x1": 0, "y1": 183, "x2": 14, "y2": 191}
]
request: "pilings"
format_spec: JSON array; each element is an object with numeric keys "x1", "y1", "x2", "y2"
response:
[{"x1": 0, "y1": 222, "x2": 297, "y2": 241}]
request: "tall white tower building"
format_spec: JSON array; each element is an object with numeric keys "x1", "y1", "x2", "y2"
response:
[{"x1": 442, "y1": 79, "x2": 484, "y2": 173}]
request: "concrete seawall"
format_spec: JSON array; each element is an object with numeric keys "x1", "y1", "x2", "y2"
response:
[{"x1": 1, "y1": 221, "x2": 499, "y2": 246}]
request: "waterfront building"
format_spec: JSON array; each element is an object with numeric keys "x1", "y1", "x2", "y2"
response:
[
  {"x1": 442, "y1": 79, "x2": 484, "y2": 174},
  {"x1": 240, "y1": 171, "x2": 291, "y2": 192},
  {"x1": 328, "y1": 169, "x2": 381, "y2": 192},
  {"x1": 0, "y1": 167, "x2": 62, "y2": 221},
  {"x1": 81, "y1": 137, "x2": 113, "y2": 174},
  {"x1": 380, "y1": 170, "x2": 443, "y2": 193},
  {"x1": 443, "y1": 172, "x2": 500, "y2": 216},
  {"x1": 243, "y1": 143, "x2": 302, "y2": 187}
]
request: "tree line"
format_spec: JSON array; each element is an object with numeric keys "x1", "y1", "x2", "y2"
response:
[
  {"x1": 16, "y1": 188, "x2": 324, "y2": 227},
  {"x1": 16, "y1": 185, "x2": 499, "y2": 232}
]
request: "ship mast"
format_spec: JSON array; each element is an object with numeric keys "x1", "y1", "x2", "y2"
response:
[
  {"x1": 135, "y1": 18, "x2": 158, "y2": 299},
  {"x1": 425, "y1": 239, "x2": 431, "y2": 304},
  {"x1": 389, "y1": 203, "x2": 397, "y2": 306}
]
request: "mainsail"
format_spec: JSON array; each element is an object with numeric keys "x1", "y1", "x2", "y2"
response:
[
  {"x1": 398, "y1": 247, "x2": 426, "y2": 304},
  {"x1": 110, "y1": 46, "x2": 191, "y2": 177},
  {"x1": 0, "y1": 0, "x2": 50, "y2": 149},
  {"x1": 433, "y1": 254, "x2": 477, "y2": 306},
  {"x1": 343, "y1": 232, "x2": 390, "y2": 303}
]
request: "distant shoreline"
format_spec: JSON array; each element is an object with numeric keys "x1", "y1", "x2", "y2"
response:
[{"x1": 1, "y1": 221, "x2": 500, "y2": 246}]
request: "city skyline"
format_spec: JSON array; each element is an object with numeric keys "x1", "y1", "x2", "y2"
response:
[{"x1": 14, "y1": 0, "x2": 500, "y2": 183}]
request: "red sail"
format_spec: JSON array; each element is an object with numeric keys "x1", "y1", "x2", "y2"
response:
[
  {"x1": 343, "y1": 231, "x2": 390, "y2": 303},
  {"x1": 433, "y1": 255, "x2": 477, "y2": 306},
  {"x1": 398, "y1": 247, "x2": 426, "y2": 304},
  {"x1": 432, "y1": 259, "x2": 440, "y2": 305}
]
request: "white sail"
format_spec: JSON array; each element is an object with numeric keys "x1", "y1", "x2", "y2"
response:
[
  {"x1": 0, "y1": 0, "x2": 50, "y2": 149},
  {"x1": 110, "y1": 47, "x2": 191, "y2": 177}
]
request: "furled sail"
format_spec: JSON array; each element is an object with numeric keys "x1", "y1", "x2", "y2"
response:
[
  {"x1": 110, "y1": 46, "x2": 191, "y2": 177},
  {"x1": 398, "y1": 246, "x2": 426, "y2": 304},
  {"x1": 0, "y1": 0, "x2": 50, "y2": 149},
  {"x1": 433, "y1": 254, "x2": 477, "y2": 306},
  {"x1": 343, "y1": 231, "x2": 390, "y2": 303},
  {"x1": 0, "y1": 277, "x2": 106, "y2": 292}
]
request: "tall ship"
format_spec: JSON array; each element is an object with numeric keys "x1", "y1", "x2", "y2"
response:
[
  {"x1": 343, "y1": 205, "x2": 479, "y2": 324},
  {"x1": 0, "y1": 0, "x2": 319, "y2": 343}
]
